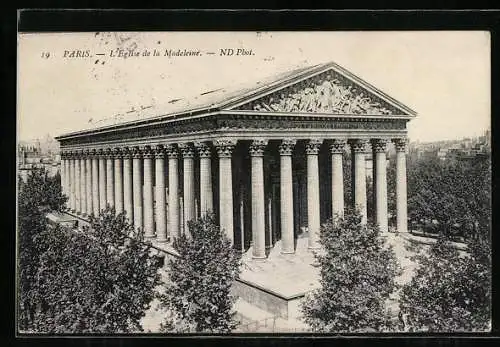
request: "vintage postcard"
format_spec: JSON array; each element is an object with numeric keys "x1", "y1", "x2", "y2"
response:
[{"x1": 17, "y1": 31, "x2": 491, "y2": 334}]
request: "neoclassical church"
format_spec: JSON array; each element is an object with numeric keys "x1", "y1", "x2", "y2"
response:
[{"x1": 56, "y1": 61, "x2": 416, "y2": 259}]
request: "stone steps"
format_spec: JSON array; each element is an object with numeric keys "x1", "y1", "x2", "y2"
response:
[{"x1": 233, "y1": 298, "x2": 309, "y2": 333}]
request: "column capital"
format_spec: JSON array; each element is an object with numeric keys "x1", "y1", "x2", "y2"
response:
[
  {"x1": 132, "y1": 146, "x2": 142, "y2": 159},
  {"x1": 305, "y1": 139, "x2": 323, "y2": 155},
  {"x1": 112, "y1": 147, "x2": 123, "y2": 158},
  {"x1": 90, "y1": 149, "x2": 98, "y2": 158},
  {"x1": 122, "y1": 147, "x2": 134, "y2": 159},
  {"x1": 97, "y1": 148, "x2": 107, "y2": 159},
  {"x1": 179, "y1": 143, "x2": 195, "y2": 158},
  {"x1": 215, "y1": 139, "x2": 237, "y2": 158},
  {"x1": 278, "y1": 138, "x2": 296, "y2": 156},
  {"x1": 194, "y1": 141, "x2": 212, "y2": 158},
  {"x1": 249, "y1": 139, "x2": 268, "y2": 157},
  {"x1": 141, "y1": 145, "x2": 154, "y2": 159},
  {"x1": 165, "y1": 144, "x2": 179, "y2": 159},
  {"x1": 371, "y1": 139, "x2": 389, "y2": 153},
  {"x1": 349, "y1": 139, "x2": 370, "y2": 153},
  {"x1": 393, "y1": 138, "x2": 408, "y2": 152},
  {"x1": 154, "y1": 144, "x2": 165, "y2": 159},
  {"x1": 76, "y1": 149, "x2": 86, "y2": 158},
  {"x1": 104, "y1": 148, "x2": 114, "y2": 159},
  {"x1": 330, "y1": 139, "x2": 347, "y2": 154},
  {"x1": 83, "y1": 149, "x2": 92, "y2": 157}
]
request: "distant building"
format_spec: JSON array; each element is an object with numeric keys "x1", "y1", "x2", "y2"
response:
[{"x1": 18, "y1": 141, "x2": 61, "y2": 182}]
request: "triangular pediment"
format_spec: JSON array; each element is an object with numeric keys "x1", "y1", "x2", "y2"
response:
[{"x1": 223, "y1": 63, "x2": 415, "y2": 116}]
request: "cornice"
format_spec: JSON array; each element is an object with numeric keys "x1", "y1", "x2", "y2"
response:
[{"x1": 57, "y1": 112, "x2": 410, "y2": 148}]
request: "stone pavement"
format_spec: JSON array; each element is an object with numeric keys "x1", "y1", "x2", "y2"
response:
[{"x1": 239, "y1": 234, "x2": 321, "y2": 298}]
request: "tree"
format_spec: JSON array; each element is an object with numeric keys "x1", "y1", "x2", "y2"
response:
[
  {"x1": 27, "y1": 207, "x2": 162, "y2": 333},
  {"x1": 301, "y1": 210, "x2": 401, "y2": 332},
  {"x1": 407, "y1": 155, "x2": 491, "y2": 239},
  {"x1": 159, "y1": 214, "x2": 241, "y2": 333},
  {"x1": 18, "y1": 168, "x2": 67, "y2": 330},
  {"x1": 399, "y1": 234, "x2": 490, "y2": 332}
]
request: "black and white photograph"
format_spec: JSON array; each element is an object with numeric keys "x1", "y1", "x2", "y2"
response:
[{"x1": 16, "y1": 30, "x2": 492, "y2": 334}]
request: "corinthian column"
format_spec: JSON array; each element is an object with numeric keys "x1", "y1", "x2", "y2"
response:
[
  {"x1": 372, "y1": 139, "x2": 389, "y2": 233},
  {"x1": 105, "y1": 149, "x2": 114, "y2": 208},
  {"x1": 179, "y1": 143, "x2": 195, "y2": 236},
  {"x1": 394, "y1": 138, "x2": 408, "y2": 234},
  {"x1": 69, "y1": 152, "x2": 76, "y2": 212},
  {"x1": 306, "y1": 139, "x2": 322, "y2": 250},
  {"x1": 250, "y1": 139, "x2": 267, "y2": 259},
  {"x1": 195, "y1": 141, "x2": 213, "y2": 216},
  {"x1": 215, "y1": 139, "x2": 236, "y2": 244},
  {"x1": 66, "y1": 155, "x2": 71, "y2": 205},
  {"x1": 98, "y1": 149, "x2": 106, "y2": 211},
  {"x1": 132, "y1": 147, "x2": 143, "y2": 231},
  {"x1": 330, "y1": 139, "x2": 346, "y2": 219},
  {"x1": 60, "y1": 153, "x2": 66, "y2": 197},
  {"x1": 154, "y1": 145, "x2": 167, "y2": 242},
  {"x1": 142, "y1": 146, "x2": 155, "y2": 238},
  {"x1": 350, "y1": 139, "x2": 369, "y2": 224},
  {"x1": 79, "y1": 152, "x2": 87, "y2": 215},
  {"x1": 85, "y1": 151, "x2": 92, "y2": 216},
  {"x1": 113, "y1": 148, "x2": 124, "y2": 215},
  {"x1": 66, "y1": 153, "x2": 70, "y2": 210},
  {"x1": 279, "y1": 139, "x2": 296, "y2": 254},
  {"x1": 74, "y1": 151, "x2": 81, "y2": 214},
  {"x1": 91, "y1": 150, "x2": 99, "y2": 215},
  {"x1": 122, "y1": 147, "x2": 134, "y2": 223},
  {"x1": 166, "y1": 144, "x2": 179, "y2": 240},
  {"x1": 62, "y1": 153, "x2": 68, "y2": 204}
]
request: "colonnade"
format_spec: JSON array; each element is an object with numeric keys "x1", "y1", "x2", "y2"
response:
[{"x1": 60, "y1": 137, "x2": 408, "y2": 256}]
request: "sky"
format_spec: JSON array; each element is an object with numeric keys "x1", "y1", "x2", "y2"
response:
[{"x1": 17, "y1": 31, "x2": 491, "y2": 143}]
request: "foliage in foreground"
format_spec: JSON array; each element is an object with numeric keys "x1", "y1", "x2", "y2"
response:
[
  {"x1": 399, "y1": 233, "x2": 491, "y2": 332},
  {"x1": 24, "y1": 207, "x2": 162, "y2": 333},
  {"x1": 301, "y1": 211, "x2": 401, "y2": 332},
  {"x1": 159, "y1": 214, "x2": 241, "y2": 333},
  {"x1": 18, "y1": 168, "x2": 67, "y2": 330}
]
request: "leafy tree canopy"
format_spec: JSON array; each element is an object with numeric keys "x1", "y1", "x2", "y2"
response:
[
  {"x1": 25, "y1": 207, "x2": 162, "y2": 333},
  {"x1": 407, "y1": 156, "x2": 491, "y2": 239},
  {"x1": 399, "y1": 234, "x2": 490, "y2": 332},
  {"x1": 18, "y1": 168, "x2": 67, "y2": 330},
  {"x1": 159, "y1": 214, "x2": 241, "y2": 333},
  {"x1": 301, "y1": 210, "x2": 401, "y2": 332}
]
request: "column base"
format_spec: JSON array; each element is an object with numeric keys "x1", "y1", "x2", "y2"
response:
[
  {"x1": 280, "y1": 250, "x2": 295, "y2": 255},
  {"x1": 251, "y1": 255, "x2": 267, "y2": 261},
  {"x1": 307, "y1": 246, "x2": 321, "y2": 251},
  {"x1": 144, "y1": 235, "x2": 156, "y2": 239},
  {"x1": 156, "y1": 238, "x2": 168, "y2": 243}
]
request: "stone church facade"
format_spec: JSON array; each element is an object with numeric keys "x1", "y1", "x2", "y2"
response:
[{"x1": 56, "y1": 61, "x2": 416, "y2": 257}]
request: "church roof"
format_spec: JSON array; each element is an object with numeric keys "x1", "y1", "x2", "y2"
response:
[{"x1": 57, "y1": 61, "x2": 417, "y2": 139}]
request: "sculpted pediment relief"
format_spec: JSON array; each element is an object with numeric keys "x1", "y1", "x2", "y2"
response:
[{"x1": 233, "y1": 69, "x2": 404, "y2": 115}]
